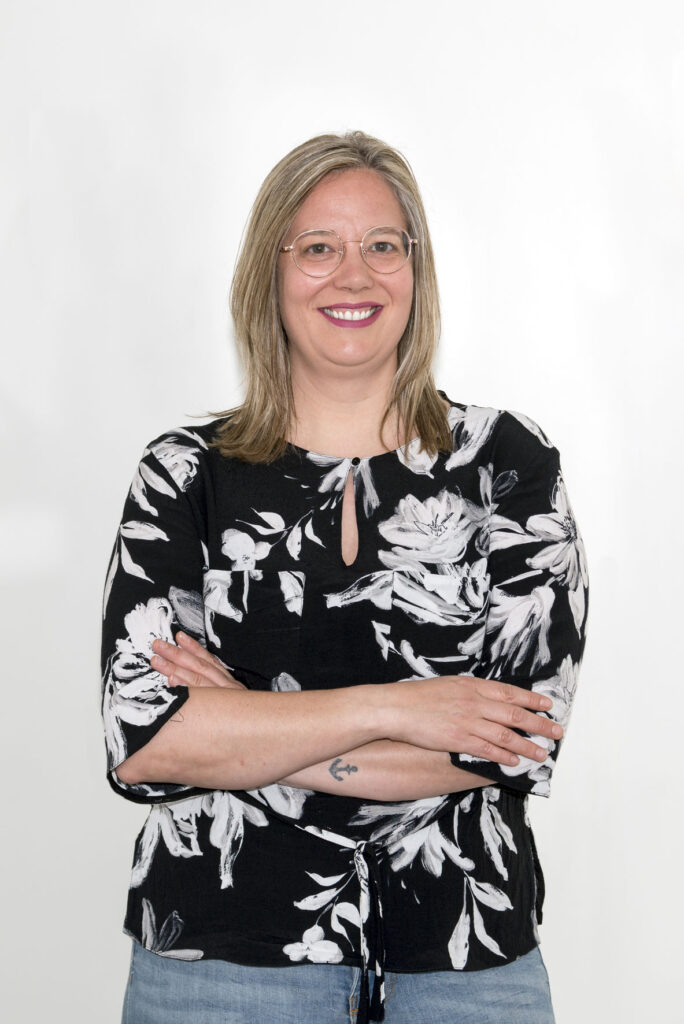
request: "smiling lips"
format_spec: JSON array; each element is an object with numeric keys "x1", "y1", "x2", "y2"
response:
[{"x1": 319, "y1": 302, "x2": 383, "y2": 328}]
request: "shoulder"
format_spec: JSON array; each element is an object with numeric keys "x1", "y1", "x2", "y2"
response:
[
  {"x1": 489, "y1": 408, "x2": 558, "y2": 469},
  {"x1": 438, "y1": 392, "x2": 559, "y2": 470},
  {"x1": 141, "y1": 418, "x2": 227, "y2": 493}
]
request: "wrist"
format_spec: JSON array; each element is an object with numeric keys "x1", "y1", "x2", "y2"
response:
[{"x1": 363, "y1": 681, "x2": 409, "y2": 743}]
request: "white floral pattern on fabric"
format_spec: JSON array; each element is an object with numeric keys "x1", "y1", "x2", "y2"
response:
[
  {"x1": 444, "y1": 406, "x2": 501, "y2": 470},
  {"x1": 130, "y1": 789, "x2": 269, "y2": 890},
  {"x1": 481, "y1": 585, "x2": 555, "y2": 675},
  {"x1": 203, "y1": 569, "x2": 305, "y2": 647},
  {"x1": 378, "y1": 489, "x2": 484, "y2": 568},
  {"x1": 283, "y1": 925, "x2": 344, "y2": 964},
  {"x1": 103, "y1": 436, "x2": 205, "y2": 615},
  {"x1": 140, "y1": 897, "x2": 204, "y2": 959},
  {"x1": 391, "y1": 559, "x2": 490, "y2": 627},
  {"x1": 148, "y1": 429, "x2": 207, "y2": 491},
  {"x1": 525, "y1": 472, "x2": 589, "y2": 634}
]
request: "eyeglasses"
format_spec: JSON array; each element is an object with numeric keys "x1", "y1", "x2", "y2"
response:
[{"x1": 279, "y1": 226, "x2": 418, "y2": 277}]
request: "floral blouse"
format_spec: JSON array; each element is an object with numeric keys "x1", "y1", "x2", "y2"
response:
[{"x1": 100, "y1": 392, "x2": 589, "y2": 1024}]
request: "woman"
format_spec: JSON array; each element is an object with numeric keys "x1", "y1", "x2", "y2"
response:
[{"x1": 101, "y1": 130, "x2": 589, "y2": 1024}]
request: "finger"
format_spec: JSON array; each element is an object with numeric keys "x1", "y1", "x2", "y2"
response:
[
  {"x1": 151, "y1": 639, "x2": 233, "y2": 688},
  {"x1": 462, "y1": 735, "x2": 523, "y2": 768},
  {"x1": 153, "y1": 633, "x2": 212, "y2": 669},
  {"x1": 150, "y1": 649, "x2": 222, "y2": 688},
  {"x1": 175, "y1": 632, "x2": 236, "y2": 681},
  {"x1": 150, "y1": 656, "x2": 212, "y2": 687},
  {"x1": 479, "y1": 699, "x2": 563, "y2": 742},
  {"x1": 472, "y1": 722, "x2": 552, "y2": 763},
  {"x1": 174, "y1": 631, "x2": 217, "y2": 664},
  {"x1": 151, "y1": 653, "x2": 246, "y2": 690},
  {"x1": 475, "y1": 678, "x2": 555, "y2": 714}
]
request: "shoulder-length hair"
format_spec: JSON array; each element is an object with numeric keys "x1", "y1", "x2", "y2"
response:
[{"x1": 206, "y1": 130, "x2": 451, "y2": 462}]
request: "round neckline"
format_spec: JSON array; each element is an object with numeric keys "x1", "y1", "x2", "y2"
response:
[
  {"x1": 286, "y1": 436, "x2": 415, "y2": 463},
  {"x1": 285, "y1": 391, "x2": 457, "y2": 463}
]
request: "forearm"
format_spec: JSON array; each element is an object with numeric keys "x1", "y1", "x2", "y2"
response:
[
  {"x1": 279, "y1": 739, "x2": 495, "y2": 800},
  {"x1": 116, "y1": 684, "x2": 387, "y2": 791},
  {"x1": 116, "y1": 669, "x2": 558, "y2": 795}
]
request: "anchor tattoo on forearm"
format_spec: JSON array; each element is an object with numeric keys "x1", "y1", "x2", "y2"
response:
[{"x1": 328, "y1": 757, "x2": 359, "y2": 782}]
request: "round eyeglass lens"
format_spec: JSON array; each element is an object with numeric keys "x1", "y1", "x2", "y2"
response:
[
  {"x1": 362, "y1": 227, "x2": 411, "y2": 273},
  {"x1": 293, "y1": 230, "x2": 342, "y2": 276}
]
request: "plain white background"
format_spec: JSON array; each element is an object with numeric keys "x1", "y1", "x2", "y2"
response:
[{"x1": 2, "y1": 1, "x2": 682, "y2": 1021}]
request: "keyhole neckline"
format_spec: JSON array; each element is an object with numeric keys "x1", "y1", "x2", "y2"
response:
[{"x1": 340, "y1": 461, "x2": 360, "y2": 569}]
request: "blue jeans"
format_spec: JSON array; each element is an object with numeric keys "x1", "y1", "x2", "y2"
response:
[{"x1": 122, "y1": 939, "x2": 555, "y2": 1024}]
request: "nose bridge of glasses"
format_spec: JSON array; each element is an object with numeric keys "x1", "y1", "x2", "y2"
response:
[
  {"x1": 336, "y1": 241, "x2": 377, "y2": 279},
  {"x1": 340, "y1": 238, "x2": 371, "y2": 262}
]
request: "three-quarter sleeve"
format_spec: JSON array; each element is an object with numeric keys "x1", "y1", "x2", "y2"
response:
[
  {"x1": 100, "y1": 430, "x2": 209, "y2": 804},
  {"x1": 450, "y1": 412, "x2": 589, "y2": 797}
]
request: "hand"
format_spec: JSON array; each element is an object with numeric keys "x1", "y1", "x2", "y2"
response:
[
  {"x1": 150, "y1": 632, "x2": 247, "y2": 690},
  {"x1": 388, "y1": 675, "x2": 564, "y2": 768}
]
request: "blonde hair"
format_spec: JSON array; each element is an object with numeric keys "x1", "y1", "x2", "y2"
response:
[{"x1": 206, "y1": 130, "x2": 451, "y2": 462}]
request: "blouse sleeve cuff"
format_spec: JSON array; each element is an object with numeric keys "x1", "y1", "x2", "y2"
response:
[
  {"x1": 449, "y1": 750, "x2": 553, "y2": 798},
  {"x1": 106, "y1": 685, "x2": 204, "y2": 805}
]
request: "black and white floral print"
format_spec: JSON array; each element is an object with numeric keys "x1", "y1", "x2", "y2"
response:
[
  {"x1": 101, "y1": 393, "x2": 588, "y2": 999},
  {"x1": 140, "y1": 897, "x2": 203, "y2": 960}
]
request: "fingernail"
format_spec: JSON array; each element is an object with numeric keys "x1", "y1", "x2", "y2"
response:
[
  {"x1": 509, "y1": 755, "x2": 519, "y2": 765},
  {"x1": 177, "y1": 631, "x2": 188, "y2": 641},
  {"x1": 541, "y1": 698, "x2": 553, "y2": 709},
  {"x1": 536, "y1": 748, "x2": 547, "y2": 760},
  {"x1": 552, "y1": 724, "x2": 563, "y2": 738}
]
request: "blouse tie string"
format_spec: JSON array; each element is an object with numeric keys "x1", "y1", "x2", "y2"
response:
[
  {"x1": 295, "y1": 825, "x2": 387, "y2": 1024},
  {"x1": 354, "y1": 841, "x2": 386, "y2": 1024}
]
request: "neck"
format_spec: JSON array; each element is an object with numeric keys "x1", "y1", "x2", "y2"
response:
[{"x1": 287, "y1": 364, "x2": 407, "y2": 459}]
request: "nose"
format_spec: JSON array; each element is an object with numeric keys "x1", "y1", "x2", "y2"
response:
[{"x1": 330, "y1": 241, "x2": 375, "y2": 290}]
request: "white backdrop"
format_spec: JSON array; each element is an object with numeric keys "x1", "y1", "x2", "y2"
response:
[{"x1": 2, "y1": 1, "x2": 682, "y2": 1021}]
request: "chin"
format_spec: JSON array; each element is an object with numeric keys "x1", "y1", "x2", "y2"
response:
[
  {"x1": 325, "y1": 343, "x2": 398, "y2": 371},
  {"x1": 287, "y1": 326, "x2": 403, "y2": 376}
]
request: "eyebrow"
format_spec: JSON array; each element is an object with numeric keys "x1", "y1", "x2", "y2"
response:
[{"x1": 294, "y1": 225, "x2": 407, "y2": 236}]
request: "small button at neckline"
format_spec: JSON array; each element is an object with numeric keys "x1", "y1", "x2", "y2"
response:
[{"x1": 351, "y1": 456, "x2": 361, "y2": 466}]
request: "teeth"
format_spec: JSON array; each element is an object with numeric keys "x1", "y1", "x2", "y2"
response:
[{"x1": 323, "y1": 306, "x2": 379, "y2": 321}]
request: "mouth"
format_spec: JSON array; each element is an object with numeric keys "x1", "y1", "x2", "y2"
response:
[{"x1": 318, "y1": 304, "x2": 383, "y2": 327}]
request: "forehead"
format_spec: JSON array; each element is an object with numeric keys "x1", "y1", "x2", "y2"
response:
[{"x1": 289, "y1": 168, "x2": 407, "y2": 237}]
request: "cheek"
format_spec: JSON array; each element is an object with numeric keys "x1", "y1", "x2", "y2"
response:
[
  {"x1": 391, "y1": 272, "x2": 415, "y2": 318},
  {"x1": 279, "y1": 267, "x2": 314, "y2": 311},
  {"x1": 278, "y1": 281, "x2": 322, "y2": 343},
  {"x1": 277, "y1": 274, "x2": 300, "y2": 331}
]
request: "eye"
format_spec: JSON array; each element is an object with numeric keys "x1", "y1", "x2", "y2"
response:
[
  {"x1": 367, "y1": 240, "x2": 398, "y2": 255},
  {"x1": 304, "y1": 242, "x2": 335, "y2": 256}
]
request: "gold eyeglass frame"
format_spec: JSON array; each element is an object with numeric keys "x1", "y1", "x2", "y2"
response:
[{"x1": 279, "y1": 226, "x2": 419, "y2": 277}]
